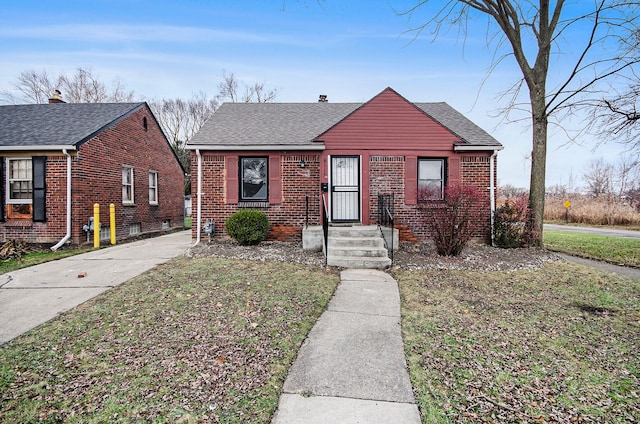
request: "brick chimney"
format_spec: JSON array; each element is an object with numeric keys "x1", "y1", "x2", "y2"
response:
[
  {"x1": 318, "y1": 94, "x2": 328, "y2": 103},
  {"x1": 48, "y1": 90, "x2": 65, "y2": 104}
]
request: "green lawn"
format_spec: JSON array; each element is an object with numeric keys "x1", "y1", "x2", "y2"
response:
[
  {"x1": 2, "y1": 237, "x2": 639, "y2": 422},
  {"x1": 543, "y1": 229, "x2": 640, "y2": 267},
  {"x1": 0, "y1": 247, "x2": 92, "y2": 275},
  {"x1": 394, "y1": 262, "x2": 640, "y2": 422},
  {"x1": 0, "y1": 257, "x2": 339, "y2": 423}
]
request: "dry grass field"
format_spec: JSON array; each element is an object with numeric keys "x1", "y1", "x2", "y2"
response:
[{"x1": 544, "y1": 195, "x2": 640, "y2": 227}]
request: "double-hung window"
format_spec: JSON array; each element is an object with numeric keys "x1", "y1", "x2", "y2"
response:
[
  {"x1": 240, "y1": 157, "x2": 268, "y2": 201},
  {"x1": 122, "y1": 166, "x2": 134, "y2": 204},
  {"x1": 418, "y1": 158, "x2": 445, "y2": 201},
  {"x1": 6, "y1": 158, "x2": 33, "y2": 218},
  {"x1": 149, "y1": 171, "x2": 158, "y2": 205}
]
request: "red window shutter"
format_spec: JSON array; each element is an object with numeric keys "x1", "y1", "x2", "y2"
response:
[
  {"x1": 405, "y1": 156, "x2": 417, "y2": 205},
  {"x1": 226, "y1": 155, "x2": 238, "y2": 204},
  {"x1": 448, "y1": 157, "x2": 461, "y2": 188},
  {"x1": 269, "y1": 155, "x2": 281, "y2": 204}
]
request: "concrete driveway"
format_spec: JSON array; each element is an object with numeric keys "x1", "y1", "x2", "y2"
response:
[{"x1": 0, "y1": 230, "x2": 191, "y2": 344}]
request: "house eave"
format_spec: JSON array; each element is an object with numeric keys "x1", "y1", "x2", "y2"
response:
[
  {"x1": 186, "y1": 144, "x2": 325, "y2": 151},
  {"x1": 454, "y1": 144, "x2": 504, "y2": 152},
  {"x1": 0, "y1": 145, "x2": 78, "y2": 152}
]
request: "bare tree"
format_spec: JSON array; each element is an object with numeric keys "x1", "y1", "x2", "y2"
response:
[
  {"x1": 583, "y1": 157, "x2": 615, "y2": 197},
  {"x1": 401, "y1": 1, "x2": 640, "y2": 245},
  {"x1": 591, "y1": 78, "x2": 640, "y2": 149},
  {"x1": 582, "y1": 156, "x2": 639, "y2": 199},
  {"x1": 1, "y1": 67, "x2": 135, "y2": 104},
  {"x1": 217, "y1": 70, "x2": 278, "y2": 103},
  {"x1": 498, "y1": 184, "x2": 528, "y2": 198},
  {"x1": 149, "y1": 92, "x2": 219, "y2": 194}
]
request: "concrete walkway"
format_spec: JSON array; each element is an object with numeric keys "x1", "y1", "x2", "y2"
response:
[
  {"x1": 0, "y1": 230, "x2": 191, "y2": 344},
  {"x1": 272, "y1": 269, "x2": 420, "y2": 424}
]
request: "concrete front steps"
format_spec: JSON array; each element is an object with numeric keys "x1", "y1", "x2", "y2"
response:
[{"x1": 326, "y1": 225, "x2": 392, "y2": 269}]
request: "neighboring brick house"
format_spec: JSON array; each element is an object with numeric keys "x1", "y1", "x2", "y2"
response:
[
  {"x1": 0, "y1": 98, "x2": 185, "y2": 248},
  {"x1": 187, "y1": 87, "x2": 503, "y2": 243}
]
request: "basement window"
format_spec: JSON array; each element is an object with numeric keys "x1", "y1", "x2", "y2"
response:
[{"x1": 129, "y1": 223, "x2": 141, "y2": 236}]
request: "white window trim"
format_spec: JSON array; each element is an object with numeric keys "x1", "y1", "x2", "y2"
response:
[
  {"x1": 6, "y1": 157, "x2": 33, "y2": 205},
  {"x1": 418, "y1": 158, "x2": 446, "y2": 201},
  {"x1": 149, "y1": 170, "x2": 158, "y2": 205},
  {"x1": 122, "y1": 166, "x2": 134, "y2": 204}
]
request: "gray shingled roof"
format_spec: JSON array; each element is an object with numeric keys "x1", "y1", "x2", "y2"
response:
[
  {"x1": 0, "y1": 102, "x2": 146, "y2": 149},
  {"x1": 415, "y1": 103, "x2": 502, "y2": 148},
  {"x1": 187, "y1": 100, "x2": 502, "y2": 149},
  {"x1": 188, "y1": 102, "x2": 361, "y2": 148}
]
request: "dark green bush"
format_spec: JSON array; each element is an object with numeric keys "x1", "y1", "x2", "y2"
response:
[{"x1": 225, "y1": 209, "x2": 269, "y2": 246}]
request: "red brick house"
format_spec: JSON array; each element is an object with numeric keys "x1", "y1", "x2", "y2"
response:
[
  {"x1": 0, "y1": 99, "x2": 185, "y2": 248},
  {"x1": 187, "y1": 87, "x2": 503, "y2": 245}
]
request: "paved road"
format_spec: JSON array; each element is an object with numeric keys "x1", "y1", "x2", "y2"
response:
[
  {"x1": 0, "y1": 230, "x2": 191, "y2": 344},
  {"x1": 544, "y1": 223, "x2": 640, "y2": 239}
]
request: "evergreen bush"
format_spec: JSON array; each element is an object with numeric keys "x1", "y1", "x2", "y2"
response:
[{"x1": 225, "y1": 209, "x2": 269, "y2": 246}]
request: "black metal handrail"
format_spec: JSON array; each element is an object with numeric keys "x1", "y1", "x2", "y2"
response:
[
  {"x1": 321, "y1": 193, "x2": 329, "y2": 266},
  {"x1": 305, "y1": 194, "x2": 309, "y2": 228},
  {"x1": 377, "y1": 193, "x2": 395, "y2": 264}
]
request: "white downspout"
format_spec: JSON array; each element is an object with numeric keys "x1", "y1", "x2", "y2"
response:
[
  {"x1": 489, "y1": 150, "x2": 498, "y2": 246},
  {"x1": 51, "y1": 149, "x2": 72, "y2": 251},
  {"x1": 194, "y1": 149, "x2": 202, "y2": 245}
]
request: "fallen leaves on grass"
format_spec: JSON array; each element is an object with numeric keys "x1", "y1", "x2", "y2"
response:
[
  {"x1": 0, "y1": 256, "x2": 339, "y2": 422},
  {"x1": 396, "y1": 262, "x2": 640, "y2": 423}
]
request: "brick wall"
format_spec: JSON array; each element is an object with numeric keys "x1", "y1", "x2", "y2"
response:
[
  {"x1": 193, "y1": 151, "x2": 494, "y2": 243},
  {"x1": 0, "y1": 106, "x2": 184, "y2": 246},
  {"x1": 368, "y1": 154, "x2": 492, "y2": 243},
  {"x1": 71, "y1": 107, "x2": 184, "y2": 244},
  {"x1": 191, "y1": 152, "x2": 320, "y2": 242}
]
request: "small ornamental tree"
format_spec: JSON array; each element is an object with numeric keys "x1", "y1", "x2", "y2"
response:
[
  {"x1": 225, "y1": 209, "x2": 269, "y2": 246},
  {"x1": 419, "y1": 184, "x2": 483, "y2": 256}
]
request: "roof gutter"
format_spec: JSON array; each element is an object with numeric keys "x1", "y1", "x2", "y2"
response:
[
  {"x1": 454, "y1": 144, "x2": 504, "y2": 151},
  {"x1": 186, "y1": 144, "x2": 325, "y2": 151},
  {"x1": 0, "y1": 145, "x2": 77, "y2": 152},
  {"x1": 51, "y1": 149, "x2": 72, "y2": 251}
]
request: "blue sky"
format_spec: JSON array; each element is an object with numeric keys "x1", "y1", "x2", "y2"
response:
[{"x1": 0, "y1": 0, "x2": 632, "y2": 189}]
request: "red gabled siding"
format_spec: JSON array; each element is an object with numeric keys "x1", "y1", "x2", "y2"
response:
[
  {"x1": 320, "y1": 88, "x2": 460, "y2": 151},
  {"x1": 193, "y1": 88, "x2": 498, "y2": 244}
]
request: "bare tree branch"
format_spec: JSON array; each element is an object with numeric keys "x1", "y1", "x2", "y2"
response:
[
  {"x1": 0, "y1": 67, "x2": 136, "y2": 104},
  {"x1": 398, "y1": 0, "x2": 640, "y2": 245}
]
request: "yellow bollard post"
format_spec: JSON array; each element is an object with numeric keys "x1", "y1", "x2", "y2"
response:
[
  {"x1": 93, "y1": 203, "x2": 100, "y2": 248},
  {"x1": 110, "y1": 203, "x2": 116, "y2": 245}
]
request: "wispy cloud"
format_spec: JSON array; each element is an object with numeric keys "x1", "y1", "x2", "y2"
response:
[{"x1": 0, "y1": 23, "x2": 326, "y2": 48}]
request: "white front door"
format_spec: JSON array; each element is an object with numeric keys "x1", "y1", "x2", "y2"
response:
[{"x1": 330, "y1": 156, "x2": 360, "y2": 222}]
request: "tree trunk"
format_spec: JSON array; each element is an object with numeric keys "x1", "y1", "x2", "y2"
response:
[{"x1": 528, "y1": 98, "x2": 548, "y2": 247}]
